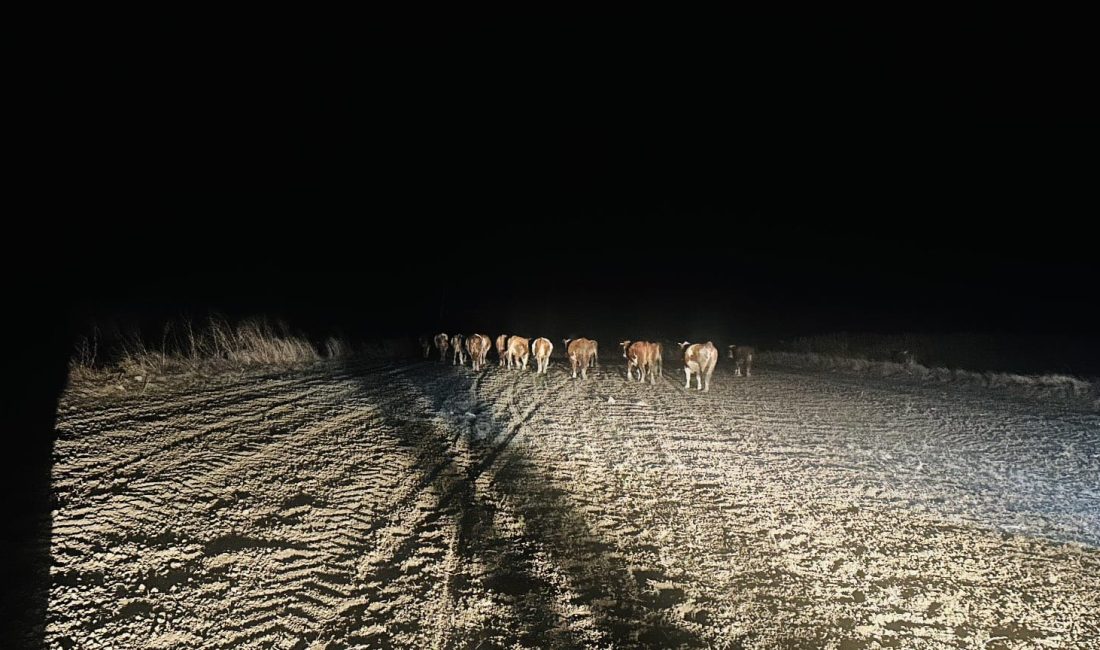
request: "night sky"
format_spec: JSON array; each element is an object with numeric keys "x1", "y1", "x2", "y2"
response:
[{"x1": 24, "y1": 20, "x2": 1099, "y2": 347}]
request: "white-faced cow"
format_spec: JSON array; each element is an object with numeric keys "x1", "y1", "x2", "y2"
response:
[
  {"x1": 531, "y1": 337, "x2": 553, "y2": 374},
  {"x1": 679, "y1": 341, "x2": 718, "y2": 391},
  {"x1": 466, "y1": 334, "x2": 492, "y2": 371},
  {"x1": 496, "y1": 334, "x2": 509, "y2": 367},
  {"x1": 620, "y1": 340, "x2": 659, "y2": 385},
  {"x1": 507, "y1": 336, "x2": 530, "y2": 370},
  {"x1": 563, "y1": 338, "x2": 598, "y2": 379},
  {"x1": 434, "y1": 333, "x2": 449, "y2": 362},
  {"x1": 450, "y1": 334, "x2": 466, "y2": 365},
  {"x1": 419, "y1": 336, "x2": 432, "y2": 359},
  {"x1": 727, "y1": 345, "x2": 755, "y2": 377}
]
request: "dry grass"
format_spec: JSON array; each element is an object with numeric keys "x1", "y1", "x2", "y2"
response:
[
  {"x1": 777, "y1": 331, "x2": 1100, "y2": 378},
  {"x1": 761, "y1": 350, "x2": 1098, "y2": 408},
  {"x1": 68, "y1": 316, "x2": 343, "y2": 398}
]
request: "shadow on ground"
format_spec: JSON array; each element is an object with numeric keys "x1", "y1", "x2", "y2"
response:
[{"x1": 324, "y1": 360, "x2": 710, "y2": 649}]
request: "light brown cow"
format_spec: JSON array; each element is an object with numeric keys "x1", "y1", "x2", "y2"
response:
[
  {"x1": 620, "y1": 340, "x2": 659, "y2": 384},
  {"x1": 563, "y1": 338, "x2": 598, "y2": 379},
  {"x1": 419, "y1": 336, "x2": 432, "y2": 359},
  {"x1": 434, "y1": 333, "x2": 449, "y2": 362},
  {"x1": 680, "y1": 341, "x2": 718, "y2": 391},
  {"x1": 652, "y1": 341, "x2": 663, "y2": 378},
  {"x1": 506, "y1": 336, "x2": 530, "y2": 370},
  {"x1": 450, "y1": 334, "x2": 466, "y2": 365},
  {"x1": 466, "y1": 334, "x2": 492, "y2": 371},
  {"x1": 496, "y1": 334, "x2": 509, "y2": 367},
  {"x1": 727, "y1": 345, "x2": 755, "y2": 377},
  {"x1": 531, "y1": 337, "x2": 553, "y2": 374}
]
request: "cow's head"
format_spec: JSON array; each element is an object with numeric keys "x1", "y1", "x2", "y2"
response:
[{"x1": 619, "y1": 340, "x2": 631, "y2": 357}]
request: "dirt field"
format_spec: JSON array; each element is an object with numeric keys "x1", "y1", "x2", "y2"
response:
[{"x1": 46, "y1": 357, "x2": 1100, "y2": 649}]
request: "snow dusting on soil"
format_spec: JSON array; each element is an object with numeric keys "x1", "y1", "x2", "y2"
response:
[{"x1": 45, "y1": 359, "x2": 1100, "y2": 648}]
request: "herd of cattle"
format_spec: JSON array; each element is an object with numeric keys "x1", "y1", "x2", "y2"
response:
[{"x1": 418, "y1": 333, "x2": 755, "y2": 392}]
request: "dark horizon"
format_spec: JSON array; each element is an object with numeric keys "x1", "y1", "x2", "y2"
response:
[{"x1": 18, "y1": 19, "x2": 1100, "y2": 357}]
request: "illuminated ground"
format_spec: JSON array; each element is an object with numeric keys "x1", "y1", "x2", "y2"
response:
[{"x1": 47, "y1": 358, "x2": 1100, "y2": 648}]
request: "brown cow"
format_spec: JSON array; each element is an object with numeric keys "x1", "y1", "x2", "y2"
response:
[
  {"x1": 419, "y1": 336, "x2": 432, "y2": 359},
  {"x1": 466, "y1": 334, "x2": 492, "y2": 371},
  {"x1": 496, "y1": 334, "x2": 509, "y2": 366},
  {"x1": 506, "y1": 336, "x2": 530, "y2": 370},
  {"x1": 620, "y1": 340, "x2": 659, "y2": 384},
  {"x1": 652, "y1": 341, "x2": 663, "y2": 378},
  {"x1": 680, "y1": 341, "x2": 718, "y2": 391},
  {"x1": 450, "y1": 334, "x2": 466, "y2": 365},
  {"x1": 433, "y1": 333, "x2": 449, "y2": 362},
  {"x1": 564, "y1": 338, "x2": 598, "y2": 379},
  {"x1": 531, "y1": 337, "x2": 553, "y2": 374},
  {"x1": 727, "y1": 344, "x2": 755, "y2": 377}
]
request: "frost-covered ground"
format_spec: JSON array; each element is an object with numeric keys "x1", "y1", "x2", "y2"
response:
[{"x1": 45, "y1": 357, "x2": 1100, "y2": 648}]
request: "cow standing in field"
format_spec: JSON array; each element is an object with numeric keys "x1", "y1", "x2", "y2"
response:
[
  {"x1": 419, "y1": 336, "x2": 432, "y2": 359},
  {"x1": 507, "y1": 336, "x2": 530, "y2": 370},
  {"x1": 450, "y1": 334, "x2": 466, "y2": 365},
  {"x1": 564, "y1": 338, "x2": 598, "y2": 379},
  {"x1": 727, "y1": 345, "x2": 755, "y2": 377},
  {"x1": 434, "y1": 333, "x2": 449, "y2": 362},
  {"x1": 466, "y1": 334, "x2": 492, "y2": 371},
  {"x1": 531, "y1": 338, "x2": 553, "y2": 374},
  {"x1": 620, "y1": 340, "x2": 659, "y2": 384},
  {"x1": 652, "y1": 341, "x2": 663, "y2": 378},
  {"x1": 496, "y1": 334, "x2": 509, "y2": 367},
  {"x1": 680, "y1": 341, "x2": 718, "y2": 391}
]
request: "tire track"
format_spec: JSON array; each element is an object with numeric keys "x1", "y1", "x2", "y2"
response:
[{"x1": 46, "y1": 357, "x2": 1100, "y2": 649}]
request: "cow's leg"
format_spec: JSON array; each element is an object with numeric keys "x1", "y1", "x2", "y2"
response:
[
  {"x1": 649, "y1": 365, "x2": 656, "y2": 385},
  {"x1": 697, "y1": 373, "x2": 703, "y2": 390},
  {"x1": 684, "y1": 367, "x2": 691, "y2": 389}
]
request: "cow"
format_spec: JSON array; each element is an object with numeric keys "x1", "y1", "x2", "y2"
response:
[
  {"x1": 531, "y1": 337, "x2": 553, "y2": 374},
  {"x1": 679, "y1": 341, "x2": 718, "y2": 391},
  {"x1": 433, "y1": 333, "x2": 449, "y2": 362},
  {"x1": 727, "y1": 344, "x2": 755, "y2": 377},
  {"x1": 620, "y1": 340, "x2": 659, "y2": 385},
  {"x1": 496, "y1": 334, "x2": 509, "y2": 367},
  {"x1": 564, "y1": 338, "x2": 598, "y2": 379},
  {"x1": 652, "y1": 341, "x2": 663, "y2": 378},
  {"x1": 419, "y1": 336, "x2": 432, "y2": 359},
  {"x1": 466, "y1": 334, "x2": 492, "y2": 371},
  {"x1": 507, "y1": 336, "x2": 530, "y2": 370},
  {"x1": 890, "y1": 349, "x2": 916, "y2": 365},
  {"x1": 450, "y1": 334, "x2": 466, "y2": 365}
]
